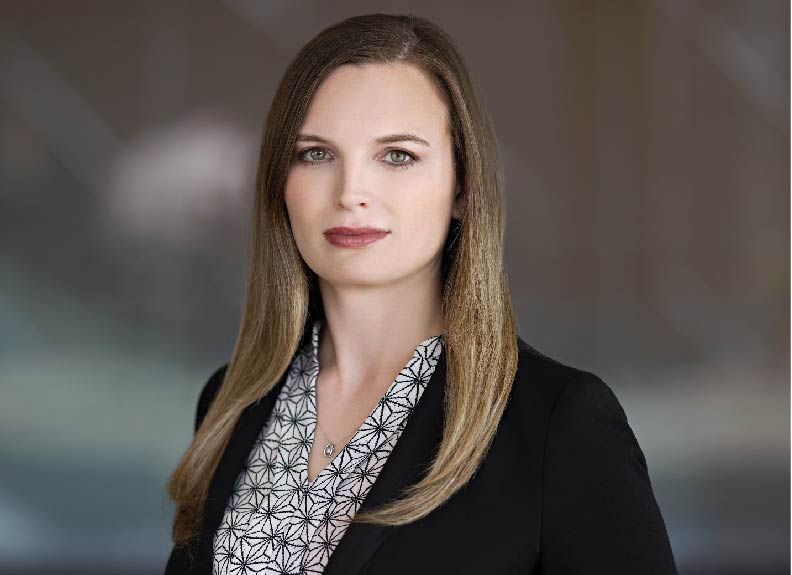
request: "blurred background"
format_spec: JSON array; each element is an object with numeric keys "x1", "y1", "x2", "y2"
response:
[{"x1": 0, "y1": 1, "x2": 788, "y2": 573}]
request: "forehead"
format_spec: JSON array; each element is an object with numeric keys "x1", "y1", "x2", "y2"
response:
[{"x1": 300, "y1": 62, "x2": 450, "y2": 142}]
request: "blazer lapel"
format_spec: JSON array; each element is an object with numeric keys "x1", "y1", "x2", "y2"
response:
[
  {"x1": 323, "y1": 345, "x2": 447, "y2": 574},
  {"x1": 189, "y1": 343, "x2": 447, "y2": 575}
]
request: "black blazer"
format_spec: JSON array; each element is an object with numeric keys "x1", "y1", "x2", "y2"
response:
[{"x1": 165, "y1": 336, "x2": 677, "y2": 574}]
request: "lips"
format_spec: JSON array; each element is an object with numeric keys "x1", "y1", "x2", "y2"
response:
[
  {"x1": 324, "y1": 226, "x2": 389, "y2": 235},
  {"x1": 323, "y1": 226, "x2": 390, "y2": 248}
]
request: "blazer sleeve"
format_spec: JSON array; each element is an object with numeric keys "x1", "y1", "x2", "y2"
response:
[
  {"x1": 194, "y1": 364, "x2": 229, "y2": 434},
  {"x1": 539, "y1": 372, "x2": 677, "y2": 574}
]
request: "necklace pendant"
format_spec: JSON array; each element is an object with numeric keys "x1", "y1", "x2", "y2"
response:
[{"x1": 323, "y1": 443, "x2": 335, "y2": 457}]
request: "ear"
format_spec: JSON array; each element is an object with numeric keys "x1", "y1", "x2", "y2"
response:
[{"x1": 451, "y1": 182, "x2": 464, "y2": 220}]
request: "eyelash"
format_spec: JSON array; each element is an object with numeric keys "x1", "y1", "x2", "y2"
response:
[{"x1": 293, "y1": 146, "x2": 418, "y2": 170}]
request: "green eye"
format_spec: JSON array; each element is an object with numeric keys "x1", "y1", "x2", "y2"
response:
[
  {"x1": 384, "y1": 149, "x2": 418, "y2": 169},
  {"x1": 297, "y1": 148, "x2": 328, "y2": 162},
  {"x1": 294, "y1": 147, "x2": 331, "y2": 166}
]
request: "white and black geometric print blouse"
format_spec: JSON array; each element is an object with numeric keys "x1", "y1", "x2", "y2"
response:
[{"x1": 212, "y1": 318, "x2": 445, "y2": 575}]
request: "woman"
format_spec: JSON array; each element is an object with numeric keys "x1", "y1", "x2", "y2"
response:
[{"x1": 165, "y1": 13, "x2": 677, "y2": 575}]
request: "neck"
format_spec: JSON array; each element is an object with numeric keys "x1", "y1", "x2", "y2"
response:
[{"x1": 316, "y1": 270, "x2": 445, "y2": 395}]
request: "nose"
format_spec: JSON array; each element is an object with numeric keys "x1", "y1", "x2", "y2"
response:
[{"x1": 335, "y1": 156, "x2": 371, "y2": 209}]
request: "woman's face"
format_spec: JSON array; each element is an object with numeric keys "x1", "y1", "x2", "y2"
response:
[{"x1": 284, "y1": 62, "x2": 462, "y2": 289}]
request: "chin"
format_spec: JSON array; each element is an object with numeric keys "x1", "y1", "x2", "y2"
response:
[{"x1": 317, "y1": 264, "x2": 407, "y2": 288}]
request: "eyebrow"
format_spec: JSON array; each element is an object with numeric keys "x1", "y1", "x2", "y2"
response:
[{"x1": 295, "y1": 133, "x2": 431, "y2": 147}]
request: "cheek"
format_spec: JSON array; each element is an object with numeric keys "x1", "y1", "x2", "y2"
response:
[
  {"x1": 284, "y1": 171, "x2": 303, "y2": 211},
  {"x1": 284, "y1": 167, "x2": 334, "y2": 215},
  {"x1": 393, "y1": 176, "x2": 453, "y2": 245},
  {"x1": 283, "y1": 181, "x2": 316, "y2": 249},
  {"x1": 284, "y1": 172, "x2": 318, "y2": 221}
]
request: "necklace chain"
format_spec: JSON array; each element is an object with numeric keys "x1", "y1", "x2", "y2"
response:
[
  {"x1": 315, "y1": 375, "x2": 359, "y2": 458},
  {"x1": 316, "y1": 421, "x2": 357, "y2": 458}
]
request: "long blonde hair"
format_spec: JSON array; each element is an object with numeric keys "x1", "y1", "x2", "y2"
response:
[{"x1": 167, "y1": 12, "x2": 519, "y2": 547}]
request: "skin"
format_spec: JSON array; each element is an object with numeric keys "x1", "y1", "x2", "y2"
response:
[{"x1": 284, "y1": 62, "x2": 463, "y2": 483}]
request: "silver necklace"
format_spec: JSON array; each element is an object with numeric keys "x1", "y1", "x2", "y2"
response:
[
  {"x1": 316, "y1": 421, "x2": 357, "y2": 457},
  {"x1": 315, "y1": 375, "x2": 359, "y2": 458}
]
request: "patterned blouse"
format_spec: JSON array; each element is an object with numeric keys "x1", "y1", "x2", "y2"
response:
[{"x1": 212, "y1": 318, "x2": 445, "y2": 574}]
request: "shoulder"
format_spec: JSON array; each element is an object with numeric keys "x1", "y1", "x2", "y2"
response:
[
  {"x1": 194, "y1": 363, "x2": 229, "y2": 434},
  {"x1": 544, "y1": 368, "x2": 638, "y2": 463},
  {"x1": 512, "y1": 336, "x2": 636, "y2": 455},
  {"x1": 513, "y1": 335, "x2": 611, "y2": 407},
  {"x1": 515, "y1": 336, "x2": 647, "y2": 475}
]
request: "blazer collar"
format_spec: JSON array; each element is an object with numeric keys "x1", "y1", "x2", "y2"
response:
[{"x1": 191, "y1": 343, "x2": 448, "y2": 574}]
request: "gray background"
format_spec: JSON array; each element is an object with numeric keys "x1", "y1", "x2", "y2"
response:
[{"x1": 0, "y1": 1, "x2": 788, "y2": 573}]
